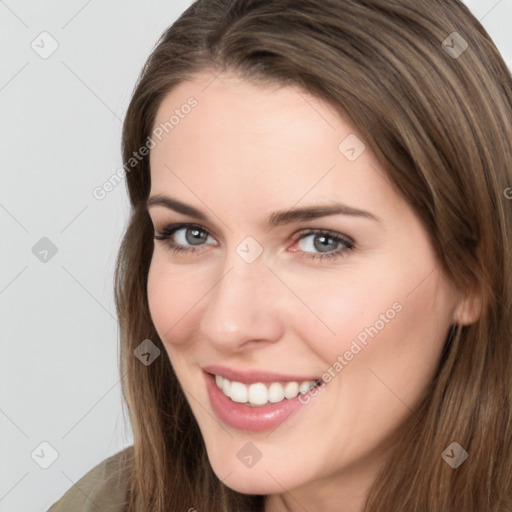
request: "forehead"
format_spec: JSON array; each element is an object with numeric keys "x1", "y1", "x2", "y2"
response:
[
  {"x1": 151, "y1": 71, "x2": 342, "y2": 152},
  {"x1": 148, "y1": 71, "x2": 402, "y2": 224}
]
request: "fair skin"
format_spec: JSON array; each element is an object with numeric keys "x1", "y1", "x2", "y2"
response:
[{"x1": 146, "y1": 71, "x2": 479, "y2": 512}]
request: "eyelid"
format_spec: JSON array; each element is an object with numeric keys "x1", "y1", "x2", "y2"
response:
[
  {"x1": 291, "y1": 227, "x2": 354, "y2": 245},
  {"x1": 153, "y1": 219, "x2": 221, "y2": 240},
  {"x1": 154, "y1": 223, "x2": 218, "y2": 244}
]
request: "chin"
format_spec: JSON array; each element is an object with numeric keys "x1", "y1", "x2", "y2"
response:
[
  {"x1": 217, "y1": 471, "x2": 285, "y2": 495},
  {"x1": 206, "y1": 452, "x2": 302, "y2": 496}
]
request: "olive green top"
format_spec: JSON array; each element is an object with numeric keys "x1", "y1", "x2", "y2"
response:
[{"x1": 47, "y1": 447, "x2": 133, "y2": 512}]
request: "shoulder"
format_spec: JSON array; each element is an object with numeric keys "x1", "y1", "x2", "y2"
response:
[{"x1": 47, "y1": 446, "x2": 134, "y2": 512}]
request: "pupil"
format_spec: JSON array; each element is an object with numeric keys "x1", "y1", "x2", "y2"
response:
[
  {"x1": 187, "y1": 228, "x2": 207, "y2": 245},
  {"x1": 314, "y1": 235, "x2": 336, "y2": 252}
]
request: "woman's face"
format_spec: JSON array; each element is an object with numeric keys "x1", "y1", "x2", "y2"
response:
[{"x1": 146, "y1": 71, "x2": 468, "y2": 507}]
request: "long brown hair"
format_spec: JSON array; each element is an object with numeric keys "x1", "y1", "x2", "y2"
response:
[{"x1": 114, "y1": 1, "x2": 512, "y2": 510}]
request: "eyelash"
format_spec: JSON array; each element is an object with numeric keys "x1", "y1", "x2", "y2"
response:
[{"x1": 153, "y1": 223, "x2": 355, "y2": 262}]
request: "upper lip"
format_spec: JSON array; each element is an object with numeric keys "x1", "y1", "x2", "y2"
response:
[{"x1": 202, "y1": 364, "x2": 320, "y2": 384}]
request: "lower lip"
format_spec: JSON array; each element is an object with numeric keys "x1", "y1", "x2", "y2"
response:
[{"x1": 204, "y1": 371, "x2": 317, "y2": 432}]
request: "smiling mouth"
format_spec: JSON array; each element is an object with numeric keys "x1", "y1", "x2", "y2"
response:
[{"x1": 212, "y1": 374, "x2": 322, "y2": 406}]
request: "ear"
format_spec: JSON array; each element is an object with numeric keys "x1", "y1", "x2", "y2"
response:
[{"x1": 453, "y1": 284, "x2": 482, "y2": 326}]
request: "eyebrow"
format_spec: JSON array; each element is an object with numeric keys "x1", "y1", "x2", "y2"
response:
[{"x1": 146, "y1": 194, "x2": 381, "y2": 228}]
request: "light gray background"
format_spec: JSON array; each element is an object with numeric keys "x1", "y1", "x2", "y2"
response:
[{"x1": 1, "y1": 1, "x2": 511, "y2": 510}]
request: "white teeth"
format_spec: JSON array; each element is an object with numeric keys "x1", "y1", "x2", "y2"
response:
[
  {"x1": 248, "y1": 383, "x2": 268, "y2": 405},
  {"x1": 222, "y1": 378, "x2": 231, "y2": 398},
  {"x1": 283, "y1": 381, "x2": 299, "y2": 399},
  {"x1": 299, "y1": 381, "x2": 311, "y2": 394},
  {"x1": 214, "y1": 375, "x2": 318, "y2": 406},
  {"x1": 268, "y1": 382, "x2": 285, "y2": 403},
  {"x1": 230, "y1": 381, "x2": 248, "y2": 403}
]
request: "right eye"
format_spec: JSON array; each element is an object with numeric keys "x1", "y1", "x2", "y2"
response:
[{"x1": 154, "y1": 223, "x2": 218, "y2": 254}]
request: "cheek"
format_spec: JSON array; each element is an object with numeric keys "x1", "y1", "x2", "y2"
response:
[
  {"x1": 275, "y1": 268, "x2": 399, "y2": 363},
  {"x1": 287, "y1": 261, "x2": 451, "y2": 386},
  {"x1": 327, "y1": 273, "x2": 453, "y2": 423},
  {"x1": 147, "y1": 255, "x2": 199, "y2": 345},
  {"x1": 147, "y1": 252, "x2": 226, "y2": 350}
]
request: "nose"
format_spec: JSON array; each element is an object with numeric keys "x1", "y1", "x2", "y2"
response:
[{"x1": 198, "y1": 250, "x2": 286, "y2": 353}]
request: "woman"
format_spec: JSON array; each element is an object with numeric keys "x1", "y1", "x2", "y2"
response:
[{"x1": 48, "y1": 0, "x2": 512, "y2": 511}]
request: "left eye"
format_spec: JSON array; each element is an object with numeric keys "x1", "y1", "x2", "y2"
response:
[
  {"x1": 154, "y1": 223, "x2": 355, "y2": 262},
  {"x1": 292, "y1": 230, "x2": 354, "y2": 260}
]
